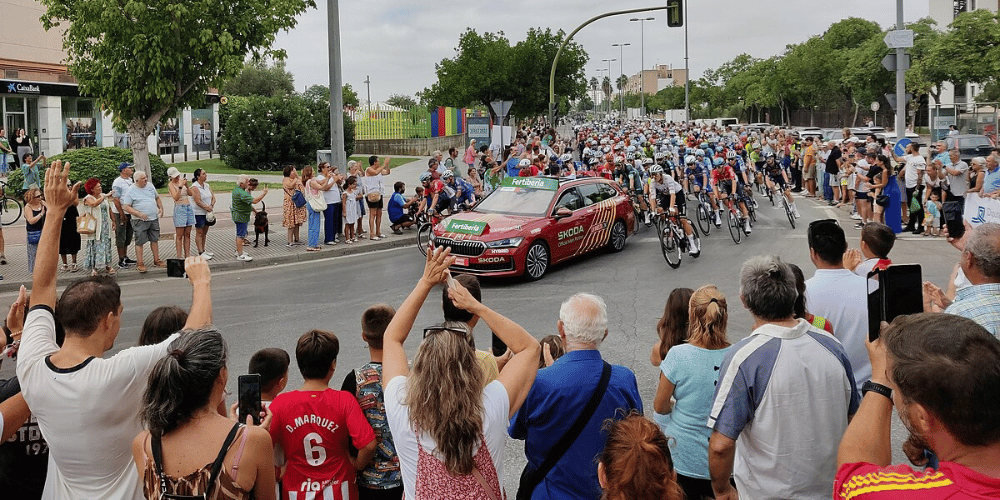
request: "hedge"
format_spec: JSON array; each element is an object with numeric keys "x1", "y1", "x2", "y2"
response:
[{"x1": 5, "y1": 147, "x2": 168, "y2": 198}]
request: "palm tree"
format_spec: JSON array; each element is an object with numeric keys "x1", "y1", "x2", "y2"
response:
[
  {"x1": 616, "y1": 74, "x2": 628, "y2": 92},
  {"x1": 602, "y1": 76, "x2": 613, "y2": 115}
]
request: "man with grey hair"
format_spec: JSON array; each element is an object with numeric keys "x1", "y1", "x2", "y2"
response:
[
  {"x1": 230, "y1": 174, "x2": 266, "y2": 261},
  {"x1": 709, "y1": 255, "x2": 858, "y2": 500},
  {"x1": 509, "y1": 293, "x2": 642, "y2": 500},
  {"x1": 924, "y1": 222, "x2": 1000, "y2": 337},
  {"x1": 121, "y1": 170, "x2": 164, "y2": 273}
]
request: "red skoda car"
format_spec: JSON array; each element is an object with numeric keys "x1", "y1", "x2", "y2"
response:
[{"x1": 429, "y1": 176, "x2": 636, "y2": 280}]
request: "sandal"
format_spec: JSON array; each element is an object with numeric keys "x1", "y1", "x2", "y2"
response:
[
  {"x1": 153, "y1": 260, "x2": 167, "y2": 268},
  {"x1": 107, "y1": 267, "x2": 117, "y2": 276},
  {"x1": 60, "y1": 264, "x2": 69, "y2": 272},
  {"x1": 70, "y1": 263, "x2": 79, "y2": 272},
  {"x1": 0, "y1": 254, "x2": 6, "y2": 265},
  {"x1": 91, "y1": 270, "x2": 99, "y2": 277},
  {"x1": 377, "y1": 234, "x2": 387, "y2": 239},
  {"x1": 137, "y1": 264, "x2": 148, "y2": 273},
  {"x1": 306, "y1": 247, "x2": 321, "y2": 252}
]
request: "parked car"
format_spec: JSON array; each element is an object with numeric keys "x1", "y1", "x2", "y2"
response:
[{"x1": 946, "y1": 134, "x2": 994, "y2": 163}]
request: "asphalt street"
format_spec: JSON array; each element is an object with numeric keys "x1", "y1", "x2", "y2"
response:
[{"x1": 0, "y1": 192, "x2": 958, "y2": 494}]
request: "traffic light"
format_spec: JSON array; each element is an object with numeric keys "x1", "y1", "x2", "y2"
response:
[{"x1": 667, "y1": 0, "x2": 683, "y2": 27}]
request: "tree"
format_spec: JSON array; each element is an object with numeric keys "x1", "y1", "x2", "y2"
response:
[
  {"x1": 422, "y1": 28, "x2": 588, "y2": 123},
  {"x1": 219, "y1": 95, "x2": 323, "y2": 169},
  {"x1": 602, "y1": 76, "x2": 613, "y2": 100},
  {"x1": 40, "y1": 0, "x2": 316, "y2": 178},
  {"x1": 933, "y1": 10, "x2": 1000, "y2": 87},
  {"x1": 223, "y1": 60, "x2": 295, "y2": 97},
  {"x1": 303, "y1": 84, "x2": 360, "y2": 110},
  {"x1": 616, "y1": 75, "x2": 628, "y2": 92},
  {"x1": 301, "y1": 85, "x2": 356, "y2": 157},
  {"x1": 385, "y1": 94, "x2": 418, "y2": 108}
]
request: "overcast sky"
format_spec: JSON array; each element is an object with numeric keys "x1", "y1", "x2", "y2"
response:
[{"x1": 272, "y1": 0, "x2": 930, "y2": 102}]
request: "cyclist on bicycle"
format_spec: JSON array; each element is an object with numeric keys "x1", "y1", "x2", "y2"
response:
[
  {"x1": 711, "y1": 156, "x2": 752, "y2": 234},
  {"x1": 443, "y1": 170, "x2": 474, "y2": 211},
  {"x1": 647, "y1": 164, "x2": 699, "y2": 256},
  {"x1": 419, "y1": 171, "x2": 452, "y2": 215},
  {"x1": 763, "y1": 152, "x2": 801, "y2": 219},
  {"x1": 684, "y1": 154, "x2": 720, "y2": 227}
]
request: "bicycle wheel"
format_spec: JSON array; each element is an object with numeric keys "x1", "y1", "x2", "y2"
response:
[
  {"x1": 0, "y1": 196, "x2": 23, "y2": 226},
  {"x1": 782, "y1": 197, "x2": 796, "y2": 229},
  {"x1": 696, "y1": 203, "x2": 711, "y2": 235},
  {"x1": 767, "y1": 188, "x2": 775, "y2": 206},
  {"x1": 416, "y1": 223, "x2": 433, "y2": 256},
  {"x1": 727, "y1": 209, "x2": 742, "y2": 244},
  {"x1": 658, "y1": 219, "x2": 681, "y2": 269}
]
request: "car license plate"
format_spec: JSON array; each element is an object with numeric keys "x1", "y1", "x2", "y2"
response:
[{"x1": 454, "y1": 257, "x2": 468, "y2": 266}]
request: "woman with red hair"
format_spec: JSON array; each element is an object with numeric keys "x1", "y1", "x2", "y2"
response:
[
  {"x1": 81, "y1": 177, "x2": 115, "y2": 275},
  {"x1": 598, "y1": 413, "x2": 684, "y2": 500}
]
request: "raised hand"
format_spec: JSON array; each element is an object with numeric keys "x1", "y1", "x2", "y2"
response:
[{"x1": 43, "y1": 160, "x2": 82, "y2": 213}]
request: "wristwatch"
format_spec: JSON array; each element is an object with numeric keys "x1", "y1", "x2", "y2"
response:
[{"x1": 862, "y1": 380, "x2": 893, "y2": 401}]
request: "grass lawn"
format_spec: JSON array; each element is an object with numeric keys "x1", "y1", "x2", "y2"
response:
[
  {"x1": 157, "y1": 181, "x2": 238, "y2": 194},
  {"x1": 171, "y1": 156, "x2": 419, "y2": 176}
]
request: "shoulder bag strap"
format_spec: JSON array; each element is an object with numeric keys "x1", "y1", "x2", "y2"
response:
[
  {"x1": 150, "y1": 433, "x2": 170, "y2": 499},
  {"x1": 516, "y1": 362, "x2": 612, "y2": 500},
  {"x1": 472, "y1": 466, "x2": 501, "y2": 500},
  {"x1": 205, "y1": 423, "x2": 242, "y2": 500}
]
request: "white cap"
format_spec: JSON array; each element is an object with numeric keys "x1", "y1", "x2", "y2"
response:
[
  {"x1": 166, "y1": 167, "x2": 181, "y2": 179},
  {"x1": 857, "y1": 159, "x2": 870, "y2": 167},
  {"x1": 518, "y1": 158, "x2": 531, "y2": 167}
]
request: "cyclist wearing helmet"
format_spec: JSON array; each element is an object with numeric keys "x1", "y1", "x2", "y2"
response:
[
  {"x1": 763, "y1": 152, "x2": 800, "y2": 218},
  {"x1": 444, "y1": 170, "x2": 475, "y2": 211},
  {"x1": 647, "y1": 164, "x2": 700, "y2": 256},
  {"x1": 684, "y1": 154, "x2": 721, "y2": 225},
  {"x1": 712, "y1": 156, "x2": 752, "y2": 234},
  {"x1": 419, "y1": 171, "x2": 452, "y2": 215}
]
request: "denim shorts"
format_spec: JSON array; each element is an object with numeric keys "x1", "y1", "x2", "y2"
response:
[
  {"x1": 173, "y1": 203, "x2": 195, "y2": 227},
  {"x1": 235, "y1": 222, "x2": 248, "y2": 238}
]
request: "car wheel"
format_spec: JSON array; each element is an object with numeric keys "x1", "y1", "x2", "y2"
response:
[
  {"x1": 524, "y1": 241, "x2": 549, "y2": 281},
  {"x1": 607, "y1": 219, "x2": 627, "y2": 252}
]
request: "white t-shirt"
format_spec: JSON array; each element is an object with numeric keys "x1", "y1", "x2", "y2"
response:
[
  {"x1": 16, "y1": 306, "x2": 179, "y2": 500},
  {"x1": 805, "y1": 269, "x2": 872, "y2": 385},
  {"x1": 190, "y1": 181, "x2": 212, "y2": 216},
  {"x1": 315, "y1": 175, "x2": 341, "y2": 204},
  {"x1": 360, "y1": 174, "x2": 384, "y2": 197},
  {"x1": 903, "y1": 154, "x2": 926, "y2": 189},
  {"x1": 384, "y1": 376, "x2": 509, "y2": 500},
  {"x1": 110, "y1": 176, "x2": 134, "y2": 214}
]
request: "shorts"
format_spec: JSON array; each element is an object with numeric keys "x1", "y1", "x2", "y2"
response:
[
  {"x1": 803, "y1": 162, "x2": 815, "y2": 177},
  {"x1": 115, "y1": 213, "x2": 133, "y2": 247},
  {"x1": 235, "y1": 222, "x2": 248, "y2": 238},
  {"x1": 390, "y1": 213, "x2": 414, "y2": 226},
  {"x1": 173, "y1": 203, "x2": 195, "y2": 227},
  {"x1": 656, "y1": 192, "x2": 686, "y2": 215},
  {"x1": 195, "y1": 214, "x2": 207, "y2": 228},
  {"x1": 366, "y1": 196, "x2": 383, "y2": 209},
  {"x1": 855, "y1": 191, "x2": 870, "y2": 201},
  {"x1": 768, "y1": 175, "x2": 787, "y2": 189},
  {"x1": 131, "y1": 219, "x2": 160, "y2": 246},
  {"x1": 828, "y1": 173, "x2": 839, "y2": 187}
]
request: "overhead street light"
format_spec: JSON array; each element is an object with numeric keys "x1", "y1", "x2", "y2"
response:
[
  {"x1": 630, "y1": 17, "x2": 655, "y2": 117},
  {"x1": 612, "y1": 43, "x2": 630, "y2": 117},
  {"x1": 602, "y1": 58, "x2": 616, "y2": 117}
]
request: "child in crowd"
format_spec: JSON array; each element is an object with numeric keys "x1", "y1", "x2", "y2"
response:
[
  {"x1": 250, "y1": 348, "x2": 290, "y2": 497},
  {"x1": 341, "y1": 304, "x2": 403, "y2": 500},
  {"x1": 844, "y1": 222, "x2": 896, "y2": 278},
  {"x1": 342, "y1": 176, "x2": 360, "y2": 244},
  {"x1": 268, "y1": 330, "x2": 376, "y2": 500},
  {"x1": 538, "y1": 334, "x2": 565, "y2": 369},
  {"x1": 924, "y1": 188, "x2": 942, "y2": 237}
]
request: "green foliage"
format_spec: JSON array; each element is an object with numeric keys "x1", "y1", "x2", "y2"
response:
[
  {"x1": 385, "y1": 94, "x2": 418, "y2": 108},
  {"x1": 300, "y1": 86, "x2": 355, "y2": 157},
  {"x1": 934, "y1": 10, "x2": 1000, "y2": 86},
  {"x1": 218, "y1": 95, "x2": 323, "y2": 169},
  {"x1": 421, "y1": 28, "x2": 588, "y2": 121},
  {"x1": 223, "y1": 60, "x2": 296, "y2": 97},
  {"x1": 6, "y1": 147, "x2": 167, "y2": 196}
]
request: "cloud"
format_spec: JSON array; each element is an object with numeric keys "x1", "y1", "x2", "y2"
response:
[{"x1": 273, "y1": 0, "x2": 930, "y2": 102}]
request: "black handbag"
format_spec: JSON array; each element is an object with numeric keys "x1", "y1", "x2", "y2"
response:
[
  {"x1": 516, "y1": 362, "x2": 611, "y2": 500},
  {"x1": 876, "y1": 194, "x2": 889, "y2": 207}
]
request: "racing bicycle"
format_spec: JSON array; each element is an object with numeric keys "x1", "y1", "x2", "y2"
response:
[
  {"x1": 654, "y1": 208, "x2": 700, "y2": 269},
  {"x1": 0, "y1": 181, "x2": 23, "y2": 226},
  {"x1": 774, "y1": 188, "x2": 796, "y2": 229},
  {"x1": 629, "y1": 189, "x2": 653, "y2": 229},
  {"x1": 719, "y1": 193, "x2": 750, "y2": 244}
]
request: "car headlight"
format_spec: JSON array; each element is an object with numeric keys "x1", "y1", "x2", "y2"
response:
[{"x1": 485, "y1": 237, "x2": 524, "y2": 248}]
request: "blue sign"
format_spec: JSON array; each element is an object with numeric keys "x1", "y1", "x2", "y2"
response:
[{"x1": 893, "y1": 138, "x2": 911, "y2": 157}]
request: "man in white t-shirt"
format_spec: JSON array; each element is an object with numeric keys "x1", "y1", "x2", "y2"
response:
[
  {"x1": 894, "y1": 143, "x2": 926, "y2": 233},
  {"x1": 111, "y1": 162, "x2": 137, "y2": 268},
  {"x1": 15, "y1": 161, "x2": 214, "y2": 500}
]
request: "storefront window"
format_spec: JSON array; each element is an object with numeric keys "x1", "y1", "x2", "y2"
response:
[
  {"x1": 191, "y1": 108, "x2": 214, "y2": 152},
  {"x1": 157, "y1": 114, "x2": 181, "y2": 154},
  {"x1": 61, "y1": 97, "x2": 100, "y2": 150}
]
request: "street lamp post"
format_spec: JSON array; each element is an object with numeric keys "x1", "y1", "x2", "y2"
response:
[
  {"x1": 602, "y1": 59, "x2": 616, "y2": 117},
  {"x1": 363, "y1": 75, "x2": 371, "y2": 116},
  {"x1": 629, "y1": 17, "x2": 654, "y2": 118},
  {"x1": 612, "y1": 43, "x2": 630, "y2": 117},
  {"x1": 595, "y1": 68, "x2": 608, "y2": 119}
]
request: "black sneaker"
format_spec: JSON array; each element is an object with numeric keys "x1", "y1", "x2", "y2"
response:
[
  {"x1": 123, "y1": 257, "x2": 137, "y2": 265},
  {"x1": 119, "y1": 260, "x2": 131, "y2": 268}
]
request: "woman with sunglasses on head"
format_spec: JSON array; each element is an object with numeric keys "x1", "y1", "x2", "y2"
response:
[{"x1": 383, "y1": 247, "x2": 540, "y2": 500}]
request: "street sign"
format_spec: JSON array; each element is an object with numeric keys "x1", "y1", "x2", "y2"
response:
[
  {"x1": 885, "y1": 93, "x2": 912, "y2": 110},
  {"x1": 881, "y1": 53, "x2": 910, "y2": 72},
  {"x1": 893, "y1": 138, "x2": 912, "y2": 157},
  {"x1": 870, "y1": 101, "x2": 880, "y2": 112},
  {"x1": 489, "y1": 100, "x2": 513, "y2": 119},
  {"x1": 666, "y1": 0, "x2": 683, "y2": 27},
  {"x1": 884, "y1": 29, "x2": 914, "y2": 49}
]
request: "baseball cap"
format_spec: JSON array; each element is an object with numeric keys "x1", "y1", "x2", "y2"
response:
[
  {"x1": 857, "y1": 159, "x2": 870, "y2": 167},
  {"x1": 518, "y1": 159, "x2": 531, "y2": 167},
  {"x1": 166, "y1": 167, "x2": 181, "y2": 179},
  {"x1": 118, "y1": 162, "x2": 133, "y2": 172}
]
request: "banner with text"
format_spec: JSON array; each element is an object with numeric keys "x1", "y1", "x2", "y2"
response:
[{"x1": 964, "y1": 192, "x2": 1000, "y2": 226}]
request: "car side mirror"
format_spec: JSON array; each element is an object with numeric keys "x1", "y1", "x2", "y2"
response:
[{"x1": 552, "y1": 207, "x2": 573, "y2": 219}]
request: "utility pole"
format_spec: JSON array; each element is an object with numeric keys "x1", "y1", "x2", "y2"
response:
[
  {"x1": 326, "y1": 0, "x2": 346, "y2": 170},
  {"x1": 630, "y1": 17, "x2": 655, "y2": 117},
  {"x1": 683, "y1": 5, "x2": 689, "y2": 123},
  {"x1": 894, "y1": 0, "x2": 906, "y2": 139},
  {"x1": 612, "y1": 42, "x2": 630, "y2": 117},
  {"x1": 364, "y1": 75, "x2": 371, "y2": 116}
]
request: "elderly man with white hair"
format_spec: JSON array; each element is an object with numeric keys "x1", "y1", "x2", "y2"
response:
[
  {"x1": 509, "y1": 293, "x2": 642, "y2": 500},
  {"x1": 121, "y1": 170, "x2": 164, "y2": 273}
]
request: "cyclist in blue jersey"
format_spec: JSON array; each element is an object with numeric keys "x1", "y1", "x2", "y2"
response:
[
  {"x1": 442, "y1": 170, "x2": 474, "y2": 211},
  {"x1": 684, "y1": 154, "x2": 720, "y2": 226}
]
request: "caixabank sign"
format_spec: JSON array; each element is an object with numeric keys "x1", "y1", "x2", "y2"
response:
[{"x1": 1, "y1": 80, "x2": 81, "y2": 97}]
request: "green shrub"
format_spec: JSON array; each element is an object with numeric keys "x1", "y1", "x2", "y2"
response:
[
  {"x1": 5, "y1": 147, "x2": 167, "y2": 198},
  {"x1": 219, "y1": 94, "x2": 324, "y2": 170}
]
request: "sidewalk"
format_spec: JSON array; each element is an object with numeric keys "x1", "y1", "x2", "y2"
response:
[{"x1": 0, "y1": 156, "x2": 432, "y2": 288}]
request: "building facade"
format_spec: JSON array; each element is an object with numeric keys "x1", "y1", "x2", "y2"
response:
[
  {"x1": 1, "y1": 0, "x2": 219, "y2": 164},
  {"x1": 624, "y1": 65, "x2": 688, "y2": 96}
]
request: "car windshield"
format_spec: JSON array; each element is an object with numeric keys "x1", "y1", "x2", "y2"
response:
[
  {"x1": 475, "y1": 185, "x2": 556, "y2": 216},
  {"x1": 958, "y1": 136, "x2": 991, "y2": 149}
]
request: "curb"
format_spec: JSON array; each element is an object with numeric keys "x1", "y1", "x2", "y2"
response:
[{"x1": 2, "y1": 234, "x2": 416, "y2": 290}]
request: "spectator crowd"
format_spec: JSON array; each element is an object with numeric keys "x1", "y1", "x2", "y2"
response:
[{"x1": 0, "y1": 119, "x2": 999, "y2": 500}]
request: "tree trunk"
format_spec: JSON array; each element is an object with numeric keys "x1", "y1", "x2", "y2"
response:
[{"x1": 127, "y1": 117, "x2": 154, "y2": 180}]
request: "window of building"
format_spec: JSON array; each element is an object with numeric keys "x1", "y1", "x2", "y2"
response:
[{"x1": 61, "y1": 97, "x2": 100, "y2": 150}]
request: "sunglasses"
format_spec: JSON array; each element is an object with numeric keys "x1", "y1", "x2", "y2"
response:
[{"x1": 423, "y1": 326, "x2": 470, "y2": 341}]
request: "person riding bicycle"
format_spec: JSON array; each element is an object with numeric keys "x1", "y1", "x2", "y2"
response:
[
  {"x1": 443, "y1": 170, "x2": 474, "y2": 211},
  {"x1": 685, "y1": 154, "x2": 721, "y2": 227},
  {"x1": 763, "y1": 152, "x2": 801, "y2": 219},
  {"x1": 419, "y1": 171, "x2": 452, "y2": 215},
  {"x1": 712, "y1": 156, "x2": 752, "y2": 234},
  {"x1": 647, "y1": 164, "x2": 699, "y2": 256}
]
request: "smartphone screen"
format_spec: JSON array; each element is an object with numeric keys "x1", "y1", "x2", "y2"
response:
[
  {"x1": 942, "y1": 201, "x2": 965, "y2": 240},
  {"x1": 882, "y1": 264, "x2": 923, "y2": 326},
  {"x1": 867, "y1": 269, "x2": 883, "y2": 341},
  {"x1": 237, "y1": 374, "x2": 262, "y2": 425}
]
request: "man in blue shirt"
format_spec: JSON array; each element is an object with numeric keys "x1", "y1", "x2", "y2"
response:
[
  {"x1": 443, "y1": 171, "x2": 474, "y2": 210},
  {"x1": 509, "y1": 293, "x2": 642, "y2": 500},
  {"x1": 386, "y1": 181, "x2": 417, "y2": 234}
]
